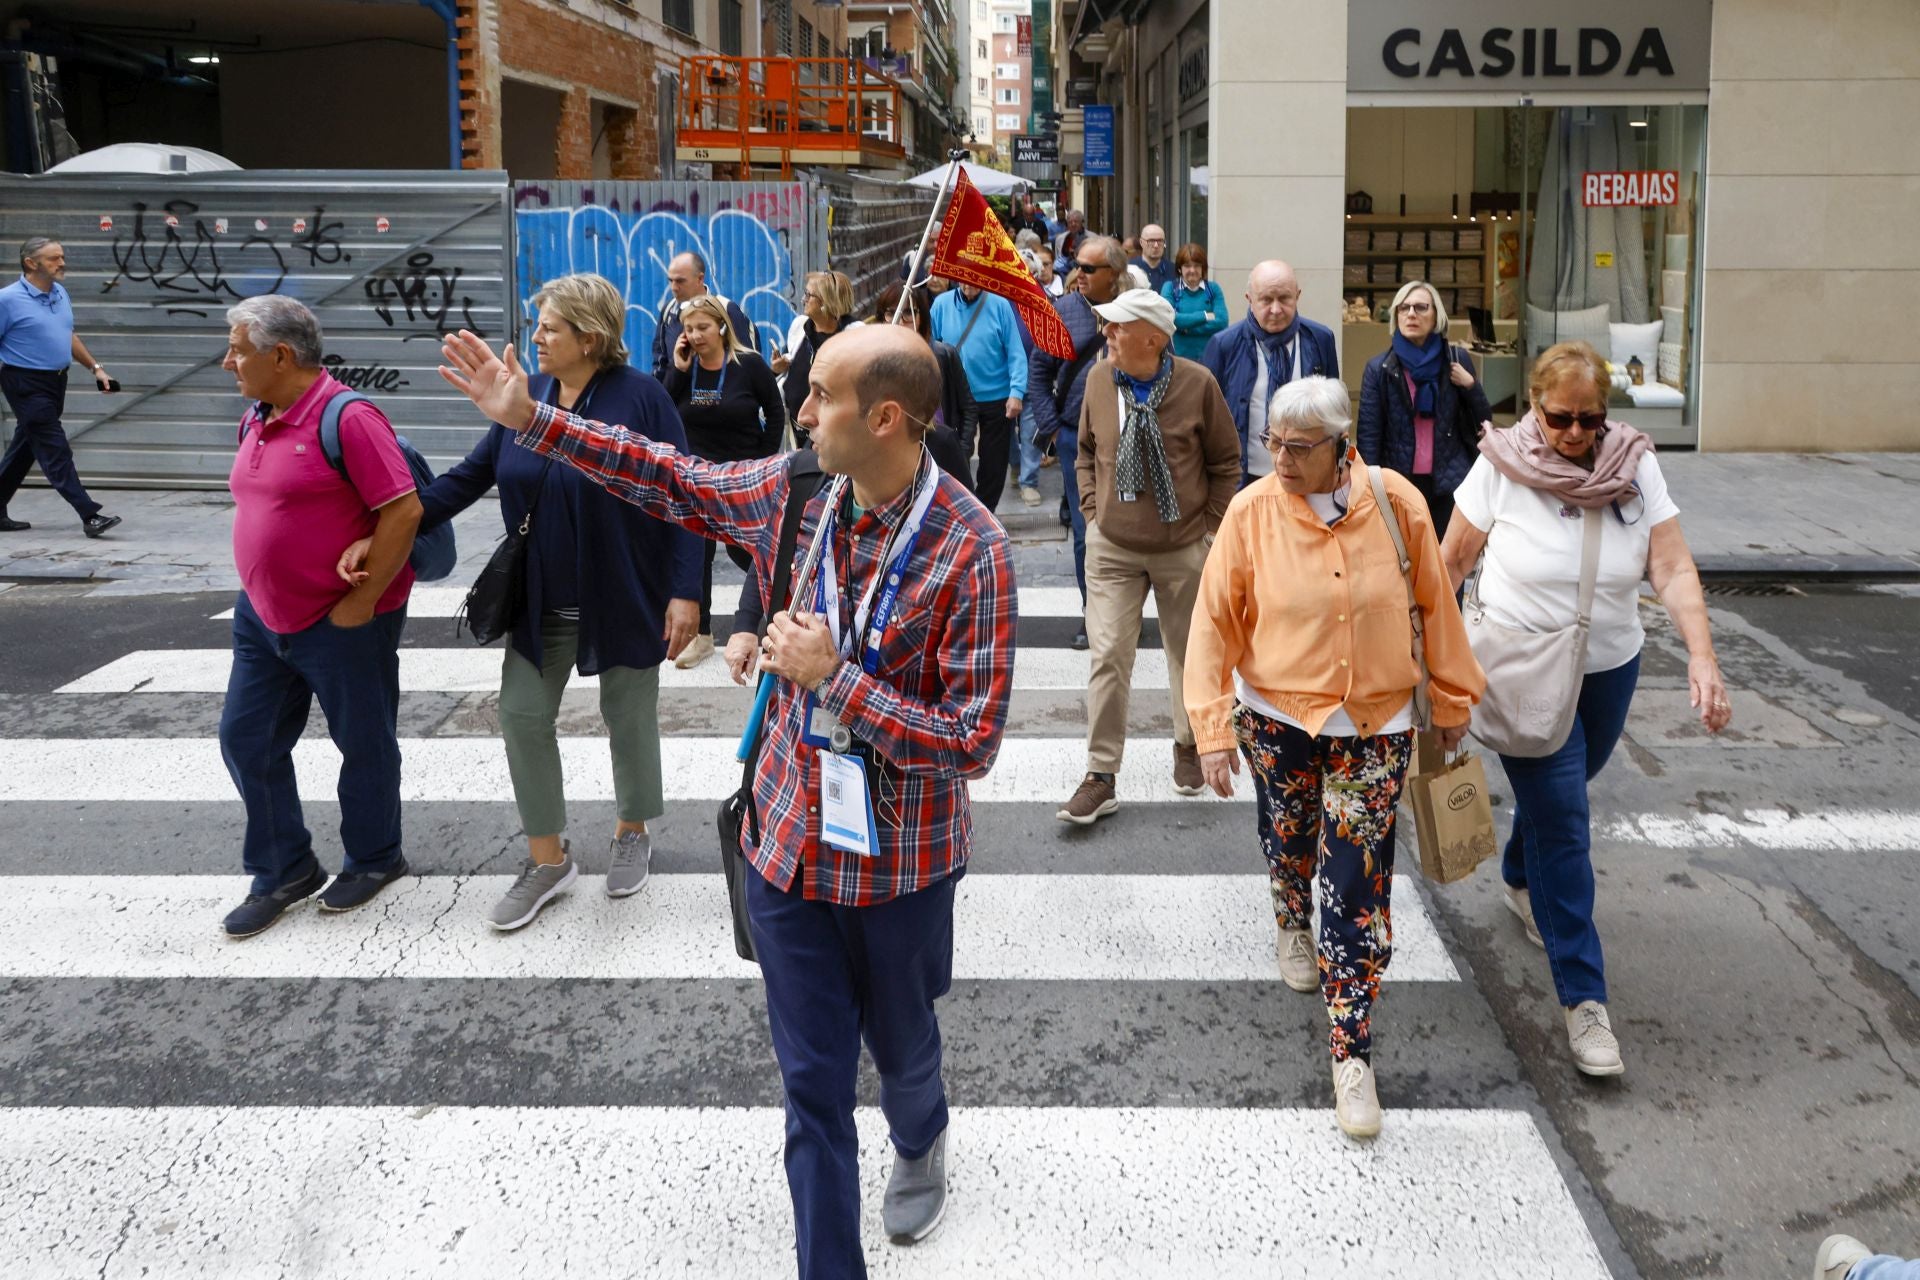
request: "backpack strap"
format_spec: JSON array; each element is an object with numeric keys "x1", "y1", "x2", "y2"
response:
[{"x1": 316, "y1": 389, "x2": 372, "y2": 480}]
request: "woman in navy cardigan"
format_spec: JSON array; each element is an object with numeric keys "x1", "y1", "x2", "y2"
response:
[
  {"x1": 1356, "y1": 280, "x2": 1493, "y2": 537},
  {"x1": 414, "y1": 275, "x2": 701, "y2": 931}
]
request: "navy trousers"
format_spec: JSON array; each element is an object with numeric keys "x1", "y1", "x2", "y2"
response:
[
  {"x1": 0, "y1": 366, "x2": 101, "y2": 519},
  {"x1": 745, "y1": 866, "x2": 958, "y2": 1280},
  {"x1": 219, "y1": 591, "x2": 407, "y2": 896},
  {"x1": 1500, "y1": 654, "x2": 1641, "y2": 1008},
  {"x1": 1055, "y1": 426, "x2": 1087, "y2": 601}
]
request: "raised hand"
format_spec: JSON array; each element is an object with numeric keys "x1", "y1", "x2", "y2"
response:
[{"x1": 439, "y1": 331, "x2": 536, "y2": 430}]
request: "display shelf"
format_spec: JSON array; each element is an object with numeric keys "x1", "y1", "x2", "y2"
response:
[{"x1": 1341, "y1": 212, "x2": 1504, "y2": 319}]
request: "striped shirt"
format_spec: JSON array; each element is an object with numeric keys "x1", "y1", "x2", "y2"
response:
[{"x1": 518, "y1": 400, "x2": 1018, "y2": 906}]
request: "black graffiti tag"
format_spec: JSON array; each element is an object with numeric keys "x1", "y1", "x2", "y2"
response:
[
  {"x1": 321, "y1": 353, "x2": 408, "y2": 392},
  {"x1": 364, "y1": 251, "x2": 484, "y2": 342},
  {"x1": 291, "y1": 208, "x2": 350, "y2": 268},
  {"x1": 102, "y1": 199, "x2": 288, "y2": 317}
]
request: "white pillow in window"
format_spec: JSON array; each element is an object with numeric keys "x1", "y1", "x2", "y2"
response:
[
  {"x1": 1610, "y1": 320, "x2": 1663, "y2": 372},
  {"x1": 1526, "y1": 303, "x2": 1613, "y2": 360}
]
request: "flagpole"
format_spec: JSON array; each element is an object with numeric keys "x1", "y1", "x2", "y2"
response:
[
  {"x1": 734, "y1": 471, "x2": 850, "y2": 761},
  {"x1": 892, "y1": 149, "x2": 967, "y2": 324}
]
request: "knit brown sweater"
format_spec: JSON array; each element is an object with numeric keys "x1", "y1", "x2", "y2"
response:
[{"x1": 1075, "y1": 355, "x2": 1243, "y2": 552}]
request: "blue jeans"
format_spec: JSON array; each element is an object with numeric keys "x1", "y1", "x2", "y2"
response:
[
  {"x1": 1016, "y1": 403, "x2": 1041, "y2": 488},
  {"x1": 746, "y1": 867, "x2": 958, "y2": 1280},
  {"x1": 1056, "y1": 426, "x2": 1087, "y2": 601},
  {"x1": 1499, "y1": 654, "x2": 1641, "y2": 1008},
  {"x1": 219, "y1": 592, "x2": 407, "y2": 895},
  {"x1": 1855, "y1": 1257, "x2": 1920, "y2": 1279}
]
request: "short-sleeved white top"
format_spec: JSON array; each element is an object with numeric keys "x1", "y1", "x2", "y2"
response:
[{"x1": 1452, "y1": 452, "x2": 1680, "y2": 673}]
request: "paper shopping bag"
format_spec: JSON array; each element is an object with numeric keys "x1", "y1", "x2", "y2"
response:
[{"x1": 1408, "y1": 746, "x2": 1498, "y2": 884}]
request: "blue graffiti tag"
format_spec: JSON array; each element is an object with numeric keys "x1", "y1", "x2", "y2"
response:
[{"x1": 516, "y1": 196, "x2": 802, "y2": 368}]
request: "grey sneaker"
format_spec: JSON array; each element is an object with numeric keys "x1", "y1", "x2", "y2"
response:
[
  {"x1": 606, "y1": 830, "x2": 653, "y2": 898},
  {"x1": 488, "y1": 846, "x2": 577, "y2": 931},
  {"x1": 882, "y1": 1127, "x2": 948, "y2": 1244}
]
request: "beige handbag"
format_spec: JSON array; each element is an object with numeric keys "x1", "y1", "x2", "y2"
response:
[{"x1": 1463, "y1": 508, "x2": 1602, "y2": 758}]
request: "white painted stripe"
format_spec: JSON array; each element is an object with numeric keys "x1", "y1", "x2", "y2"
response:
[
  {"x1": 0, "y1": 874, "x2": 1457, "y2": 982},
  {"x1": 1595, "y1": 807, "x2": 1920, "y2": 852},
  {"x1": 59, "y1": 646, "x2": 1168, "y2": 693},
  {"x1": 0, "y1": 1105, "x2": 1609, "y2": 1279},
  {"x1": 0, "y1": 737, "x2": 1227, "y2": 805},
  {"x1": 212, "y1": 583, "x2": 1125, "y2": 621}
]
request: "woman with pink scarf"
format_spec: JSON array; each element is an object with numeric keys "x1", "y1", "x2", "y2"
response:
[{"x1": 1440, "y1": 341, "x2": 1731, "y2": 1080}]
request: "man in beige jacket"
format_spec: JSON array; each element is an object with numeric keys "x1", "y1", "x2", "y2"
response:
[{"x1": 1060, "y1": 288, "x2": 1242, "y2": 825}]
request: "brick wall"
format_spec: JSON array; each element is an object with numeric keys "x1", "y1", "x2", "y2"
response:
[{"x1": 464, "y1": 0, "x2": 681, "y2": 179}]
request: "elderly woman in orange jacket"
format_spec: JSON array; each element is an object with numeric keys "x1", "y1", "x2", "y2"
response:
[{"x1": 1185, "y1": 374, "x2": 1484, "y2": 1140}]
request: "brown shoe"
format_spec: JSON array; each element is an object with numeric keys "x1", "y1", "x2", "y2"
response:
[
  {"x1": 1172, "y1": 742, "x2": 1205, "y2": 796},
  {"x1": 1057, "y1": 773, "x2": 1118, "y2": 826}
]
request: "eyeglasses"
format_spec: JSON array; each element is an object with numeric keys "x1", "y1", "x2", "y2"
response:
[
  {"x1": 1395, "y1": 301, "x2": 1433, "y2": 315},
  {"x1": 1539, "y1": 409, "x2": 1608, "y2": 432},
  {"x1": 1264, "y1": 434, "x2": 1339, "y2": 458}
]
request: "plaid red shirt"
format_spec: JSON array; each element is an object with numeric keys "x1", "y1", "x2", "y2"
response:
[{"x1": 519, "y1": 400, "x2": 1017, "y2": 906}]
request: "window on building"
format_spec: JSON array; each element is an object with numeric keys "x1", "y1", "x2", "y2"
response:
[
  {"x1": 996, "y1": 87, "x2": 1020, "y2": 104},
  {"x1": 976, "y1": 38, "x2": 988, "y2": 60},
  {"x1": 994, "y1": 13, "x2": 1015, "y2": 32},
  {"x1": 768, "y1": 0, "x2": 792, "y2": 54},
  {"x1": 975, "y1": 112, "x2": 992, "y2": 137},
  {"x1": 663, "y1": 0, "x2": 693, "y2": 36},
  {"x1": 976, "y1": 76, "x2": 988, "y2": 92},
  {"x1": 719, "y1": 0, "x2": 743, "y2": 55},
  {"x1": 996, "y1": 113, "x2": 1021, "y2": 131},
  {"x1": 818, "y1": 33, "x2": 829, "y2": 58},
  {"x1": 798, "y1": 16, "x2": 813, "y2": 60},
  {"x1": 995, "y1": 63, "x2": 1020, "y2": 79},
  {"x1": 975, "y1": 1, "x2": 987, "y2": 19}
]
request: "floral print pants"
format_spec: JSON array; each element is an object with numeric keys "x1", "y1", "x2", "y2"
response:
[{"x1": 1236, "y1": 704, "x2": 1414, "y2": 1063}]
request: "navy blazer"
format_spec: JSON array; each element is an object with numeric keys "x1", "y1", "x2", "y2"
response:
[
  {"x1": 1201, "y1": 314, "x2": 1340, "y2": 471},
  {"x1": 419, "y1": 366, "x2": 703, "y2": 676},
  {"x1": 1355, "y1": 346, "x2": 1494, "y2": 497}
]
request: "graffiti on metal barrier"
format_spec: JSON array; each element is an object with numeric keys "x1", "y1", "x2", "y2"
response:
[
  {"x1": 363, "y1": 250, "x2": 485, "y2": 343},
  {"x1": 514, "y1": 184, "x2": 808, "y2": 364},
  {"x1": 321, "y1": 354, "x2": 408, "y2": 392},
  {"x1": 291, "y1": 208, "x2": 351, "y2": 268},
  {"x1": 101, "y1": 199, "x2": 289, "y2": 317}
]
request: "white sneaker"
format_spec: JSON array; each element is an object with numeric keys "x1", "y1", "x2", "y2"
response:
[
  {"x1": 1331, "y1": 1057, "x2": 1382, "y2": 1139},
  {"x1": 1814, "y1": 1234, "x2": 1871, "y2": 1280},
  {"x1": 1020, "y1": 485, "x2": 1042, "y2": 506},
  {"x1": 1504, "y1": 883, "x2": 1545, "y2": 948},
  {"x1": 1277, "y1": 927, "x2": 1318, "y2": 993},
  {"x1": 1565, "y1": 1001, "x2": 1625, "y2": 1077},
  {"x1": 674, "y1": 633, "x2": 715, "y2": 670}
]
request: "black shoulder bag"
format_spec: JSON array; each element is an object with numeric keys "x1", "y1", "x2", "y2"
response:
[{"x1": 716, "y1": 452, "x2": 828, "y2": 962}]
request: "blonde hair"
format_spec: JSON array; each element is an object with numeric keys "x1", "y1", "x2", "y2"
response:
[
  {"x1": 678, "y1": 294, "x2": 751, "y2": 360},
  {"x1": 530, "y1": 273, "x2": 630, "y2": 368},
  {"x1": 806, "y1": 270, "x2": 855, "y2": 321},
  {"x1": 1390, "y1": 280, "x2": 1448, "y2": 336},
  {"x1": 1529, "y1": 340, "x2": 1610, "y2": 410}
]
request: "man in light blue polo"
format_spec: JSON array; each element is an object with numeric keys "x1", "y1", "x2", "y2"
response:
[
  {"x1": 0, "y1": 236, "x2": 120, "y2": 537},
  {"x1": 928, "y1": 279, "x2": 1027, "y2": 513}
]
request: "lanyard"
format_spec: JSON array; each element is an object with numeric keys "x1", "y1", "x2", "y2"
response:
[
  {"x1": 817, "y1": 451, "x2": 938, "y2": 677},
  {"x1": 689, "y1": 357, "x2": 727, "y2": 405}
]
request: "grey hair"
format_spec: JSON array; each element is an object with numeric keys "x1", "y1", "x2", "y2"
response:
[
  {"x1": 1081, "y1": 235, "x2": 1128, "y2": 274},
  {"x1": 226, "y1": 295, "x2": 324, "y2": 367},
  {"x1": 1390, "y1": 279, "x2": 1449, "y2": 334},
  {"x1": 1014, "y1": 228, "x2": 1042, "y2": 252},
  {"x1": 1017, "y1": 247, "x2": 1043, "y2": 279},
  {"x1": 1268, "y1": 375, "x2": 1353, "y2": 443},
  {"x1": 18, "y1": 236, "x2": 56, "y2": 271}
]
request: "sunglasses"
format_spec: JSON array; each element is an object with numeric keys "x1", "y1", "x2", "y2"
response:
[
  {"x1": 1073, "y1": 260, "x2": 1110, "y2": 272},
  {"x1": 1540, "y1": 409, "x2": 1608, "y2": 432}
]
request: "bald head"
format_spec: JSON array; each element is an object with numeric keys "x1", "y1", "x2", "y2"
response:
[
  {"x1": 803, "y1": 324, "x2": 943, "y2": 479},
  {"x1": 1247, "y1": 260, "x2": 1302, "y2": 334},
  {"x1": 842, "y1": 324, "x2": 941, "y2": 424}
]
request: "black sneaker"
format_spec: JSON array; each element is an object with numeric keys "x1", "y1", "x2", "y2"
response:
[
  {"x1": 0, "y1": 517, "x2": 29, "y2": 532},
  {"x1": 223, "y1": 865, "x2": 328, "y2": 939},
  {"x1": 82, "y1": 514, "x2": 121, "y2": 539},
  {"x1": 317, "y1": 859, "x2": 411, "y2": 913},
  {"x1": 1071, "y1": 627, "x2": 1089, "y2": 651}
]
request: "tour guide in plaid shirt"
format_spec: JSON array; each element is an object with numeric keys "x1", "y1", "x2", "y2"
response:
[{"x1": 438, "y1": 324, "x2": 1016, "y2": 1278}]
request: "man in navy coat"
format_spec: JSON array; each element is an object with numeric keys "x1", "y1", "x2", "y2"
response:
[{"x1": 1201, "y1": 260, "x2": 1338, "y2": 487}]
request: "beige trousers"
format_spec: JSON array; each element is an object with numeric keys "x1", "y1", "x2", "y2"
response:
[{"x1": 1083, "y1": 521, "x2": 1207, "y2": 773}]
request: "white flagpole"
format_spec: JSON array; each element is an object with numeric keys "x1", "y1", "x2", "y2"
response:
[{"x1": 892, "y1": 150, "x2": 966, "y2": 324}]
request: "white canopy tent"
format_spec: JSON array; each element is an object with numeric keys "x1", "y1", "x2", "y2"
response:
[
  {"x1": 47, "y1": 144, "x2": 240, "y2": 175},
  {"x1": 905, "y1": 161, "x2": 1028, "y2": 195}
]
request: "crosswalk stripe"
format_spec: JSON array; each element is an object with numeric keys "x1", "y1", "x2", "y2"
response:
[
  {"x1": 1596, "y1": 807, "x2": 1920, "y2": 851},
  {"x1": 0, "y1": 873, "x2": 1458, "y2": 982},
  {"x1": 0, "y1": 1105, "x2": 1609, "y2": 1278},
  {"x1": 57, "y1": 646, "x2": 1172, "y2": 693},
  {"x1": 211, "y1": 583, "x2": 1127, "y2": 622},
  {"x1": 0, "y1": 737, "x2": 1223, "y2": 804}
]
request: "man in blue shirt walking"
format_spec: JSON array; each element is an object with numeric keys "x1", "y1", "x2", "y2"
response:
[
  {"x1": 0, "y1": 236, "x2": 120, "y2": 536},
  {"x1": 928, "y1": 281, "x2": 1027, "y2": 513}
]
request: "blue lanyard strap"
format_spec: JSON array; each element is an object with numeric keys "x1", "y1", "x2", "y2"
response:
[
  {"x1": 817, "y1": 450, "x2": 938, "y2": 677},
  {"x1": 689, "y1": 357, "x2": 727, "y2": 400}
]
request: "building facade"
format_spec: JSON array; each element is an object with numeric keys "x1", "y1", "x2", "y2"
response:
[
  {"x1": 1047, "y1": 0, "x2": 1920, "y2": 452},
  {"x1": 989, "y1": 1, "x2": 1035, "y2": 167}
]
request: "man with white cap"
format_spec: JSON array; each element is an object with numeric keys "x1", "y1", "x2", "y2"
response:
[{"x1": 1059, "y1": 288, "x2": 1242, "y2": 825}]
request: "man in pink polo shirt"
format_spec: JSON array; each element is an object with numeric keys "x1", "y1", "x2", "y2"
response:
[{"x1": 217, "y1": 295, "x2": 423, "y2": 939}]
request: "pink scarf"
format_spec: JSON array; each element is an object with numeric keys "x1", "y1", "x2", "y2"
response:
[{"x1": 1479, "y1": 411, "x2": 1654, "y2": 509}]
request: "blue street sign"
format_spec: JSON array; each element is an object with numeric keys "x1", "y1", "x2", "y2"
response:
[{"x1": 1083, "y1": 104, "x2": 1114, "y2": 177}]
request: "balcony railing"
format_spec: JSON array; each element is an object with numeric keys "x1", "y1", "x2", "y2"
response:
[{"x1": 679, "y1": 56, "x2": 908, "y2": 174}]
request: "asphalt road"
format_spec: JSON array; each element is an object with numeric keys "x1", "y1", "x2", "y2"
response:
[{"x1": 0, "y1": 510, "x2": 1915, "y2": 1277}]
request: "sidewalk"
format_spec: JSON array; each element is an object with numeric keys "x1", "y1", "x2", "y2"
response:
[{"x1": 2, "y1": 452, "x2": 1918, "y2": 593}]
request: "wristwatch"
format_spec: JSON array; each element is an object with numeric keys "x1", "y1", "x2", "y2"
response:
[{"x1": 812, "y1": 668, "x2": 838, "y2": 699}]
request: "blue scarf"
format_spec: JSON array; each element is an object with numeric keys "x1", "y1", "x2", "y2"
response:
[
  {"x1": 1256, "y1": 318, "x2": 1299, "y2": 389},
  {"x1": 1391, "y1": 330, "x2": 1448, "y2": 416}
]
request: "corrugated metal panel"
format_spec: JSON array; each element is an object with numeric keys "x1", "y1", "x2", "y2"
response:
[
  {"x1": 0, "y1": 169, "x2": 512, "y2": 485},
  {"x1": 513, "y1": 180, "x2": 825, "y2": 362},
  {"x1": 811, "y1": 170, "x2": 939, "y2": 316}
]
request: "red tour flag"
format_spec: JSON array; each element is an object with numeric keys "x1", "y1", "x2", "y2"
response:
[{"x1": 925, "y1": 169, "x2": 1076, "y2": 359}]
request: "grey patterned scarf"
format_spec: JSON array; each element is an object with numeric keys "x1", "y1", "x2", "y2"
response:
[{"x1": 1113, "y1": 352, "x2": 1180, "y2": 523}]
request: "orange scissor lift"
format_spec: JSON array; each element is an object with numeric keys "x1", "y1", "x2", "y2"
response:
[{"x1": 677, "y1": 56, "x2": 908, "y2": 178}]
